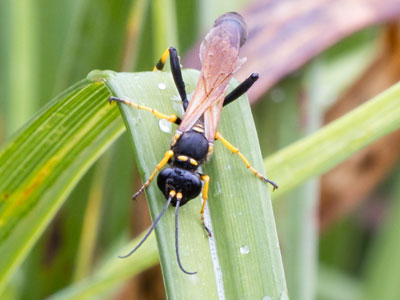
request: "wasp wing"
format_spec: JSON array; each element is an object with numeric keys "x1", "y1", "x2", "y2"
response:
[{"x1": 178, "y1": 13, "x2": 247, "y2": 142}]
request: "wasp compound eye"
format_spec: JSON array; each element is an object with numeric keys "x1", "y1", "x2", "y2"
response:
[{"x1": 157, "y1": 168, "x2": 202, "y2": 205}]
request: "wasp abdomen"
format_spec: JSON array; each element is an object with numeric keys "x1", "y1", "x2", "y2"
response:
[{"x1": 214, "y1": 12, "x2": 247, "y2": 47}]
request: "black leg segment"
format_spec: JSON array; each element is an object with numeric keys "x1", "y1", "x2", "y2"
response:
[
  {"x1": 169, "y1": 47, "x2": 189, "y2": 111},
  {"x1": 223, "y1": 73, "x2": 259, "y2": 107},
  {"x1": 153, "y1": 48, "x2": 170, "y2": 71}
]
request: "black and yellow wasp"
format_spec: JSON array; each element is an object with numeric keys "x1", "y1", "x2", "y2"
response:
[{"x1": 109, "y1": 12, "x2": 277, "y2": 274}]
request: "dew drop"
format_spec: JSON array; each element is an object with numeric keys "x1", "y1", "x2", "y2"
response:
[
  {"x1": 159, "y1": 119, "x2": 172, "y2": 133},
  {"x1": 263, "y1": 296, "x2": 273, "y2": 300},
  {"x1": 240, "y1": 245, "x2": 250, "y2": 255},
  {"x1": 158, "y1": 83, "x2": 166, "y2": 90}
]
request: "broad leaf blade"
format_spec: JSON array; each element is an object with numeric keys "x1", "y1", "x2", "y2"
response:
[
  {"x1": 106, "y1": 70, "x2": 288, "y2": 299},
  {"x1": 0, "y1": 75, "x2": 123, "y2": 291}
]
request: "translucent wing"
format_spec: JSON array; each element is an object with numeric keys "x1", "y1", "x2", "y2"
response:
[{"x1": 178, "y1": 12, "x2": 247, "y2": 142}]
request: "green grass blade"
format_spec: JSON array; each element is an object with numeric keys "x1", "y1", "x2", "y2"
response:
[
  {"x1": 6, "y1": 0, "x2": 38, "y2": 135},
  {"x1": 47, "y1": 233, "x2": 159, "y2": 300},
  {"x1": 121, "y1": 0, "x2": 150, "y2": 71},
  {"x1": 106, "y1": 70, "x2": 288, "y2": 299},
  {"x1": 73, "y1": 154, "x2": 110, "y2": 282},
  {"x1": 152, "y1": 0, "x2": 179, "y2": 56},
  {"x1": 42, "y1": 71, "x2": 400, "y2": 300},
  {"x1": 0, "y1": 74, "x2": 124, "y2": 292},
  {"x1": 317, "y1": 264, "x2": 362, "y2": 300},
  {"x1": 361, "y1": 172, "x2": 400, "y2": 300},
  {"x1": 265, "y1": 81, "x2": 400, "y2": 197}
]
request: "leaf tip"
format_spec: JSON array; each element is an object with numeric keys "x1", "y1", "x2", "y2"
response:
[{"x1": 87, "y1": 70, "x2": 117, "y2": 83}]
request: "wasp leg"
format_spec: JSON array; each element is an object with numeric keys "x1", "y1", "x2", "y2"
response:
[
  {"x1": 133, "y1": 150, "x2": 174, "y2": 199},
  {"x1": 200, "y1": 174, "x2": 212, "y2": 237},
  {"x1": 168, "y1": 47, "x2": 189, "y2": 111},
  {"x1": 153, "y1": 47, "x2": 170, "y2": 71},
  {"x1": 153, "y1": 47, "x2": 189, "y2": 111},
  {"x1": 223, "y1": 73, "x2": 259, "y2": 107},
  {"x1": 215, "y1": 132, "x2": 278, "y2": 190},
  {"x1": 109, "y1": 96, "x2": 182, "y2": 125}
]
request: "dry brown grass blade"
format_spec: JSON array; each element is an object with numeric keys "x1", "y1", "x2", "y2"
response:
[
  {"x1": 184, "y1": 0, "x2": 400, "y2": 102},
  {"x1": 320, "y1": 22, "x2": 400, "y2": 229}
]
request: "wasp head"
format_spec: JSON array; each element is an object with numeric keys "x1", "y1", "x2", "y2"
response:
[{"x1": 157, "y1": 168, "x2": 202, "y2": 206}]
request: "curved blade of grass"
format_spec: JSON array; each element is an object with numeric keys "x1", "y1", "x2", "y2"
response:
[
  {"x1": 106, "y1": 70, "x2": 287, "y2": 299},
  {"x1": 266, "y1": 81, "x2": 400, "y2": 197},
  {"x1": 47, "y1": 76, "x2": 400, "y2": 299},
  {"x1": 47, "y1": 232, "x2": 159, "y2": 300},
  {"x1": 0, "y1": 72, "x2": 124, "y2": 292}
]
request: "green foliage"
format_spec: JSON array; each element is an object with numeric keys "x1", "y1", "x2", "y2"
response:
[
  {"x1": 0, "y1": 78, "x2": 124, "y2": 293},
  {"x1": 1, "y1": 0, "x2": 400, "y2": 299},
  {"x1": 107, "y1": 70, "x2": 287, "y2": 299}
]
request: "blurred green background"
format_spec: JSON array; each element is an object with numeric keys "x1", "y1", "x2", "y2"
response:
[{"x1": 1, "y1": 0, "x2": 400, "y2": 299}]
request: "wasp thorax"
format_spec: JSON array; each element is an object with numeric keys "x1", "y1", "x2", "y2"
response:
[
  {"x1": 171, "y1": 130, "x2": 209, "y2": 166},
  {"x1": 157, "y1": 168, "x2": 202, "y2": 206}
]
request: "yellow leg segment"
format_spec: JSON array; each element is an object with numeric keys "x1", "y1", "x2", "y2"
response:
[
  {"x1": 215, "y1": 132, "x2": 278, "y2": 190},
  {"x1": 133, "y1": 150, "x2": 174, "y2": 199},
  {"x1": 200, "y1": 175, "x2": 212, "y2": 237},
  {"x1": 200, "y1": 175, "x2": 209, "y2": 219},
  {"x1": 153, "y1": 48, "x2": 170, "y2": 71},
  {"x1": 109, "y1": 97, "x2": 179, "y2": 124}
]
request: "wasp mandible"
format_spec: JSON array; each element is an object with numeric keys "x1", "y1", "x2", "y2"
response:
[{"x1": 110, "y1": 12, "x2": 277, "y2": 275}]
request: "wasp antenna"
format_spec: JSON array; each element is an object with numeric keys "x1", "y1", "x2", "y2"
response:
[
  {"x1": 175, "y1": 199, "x2": 197, "y2": 275},
  {"x1": 119, "y1": 195, "x2": 173, "y2": 259}
]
